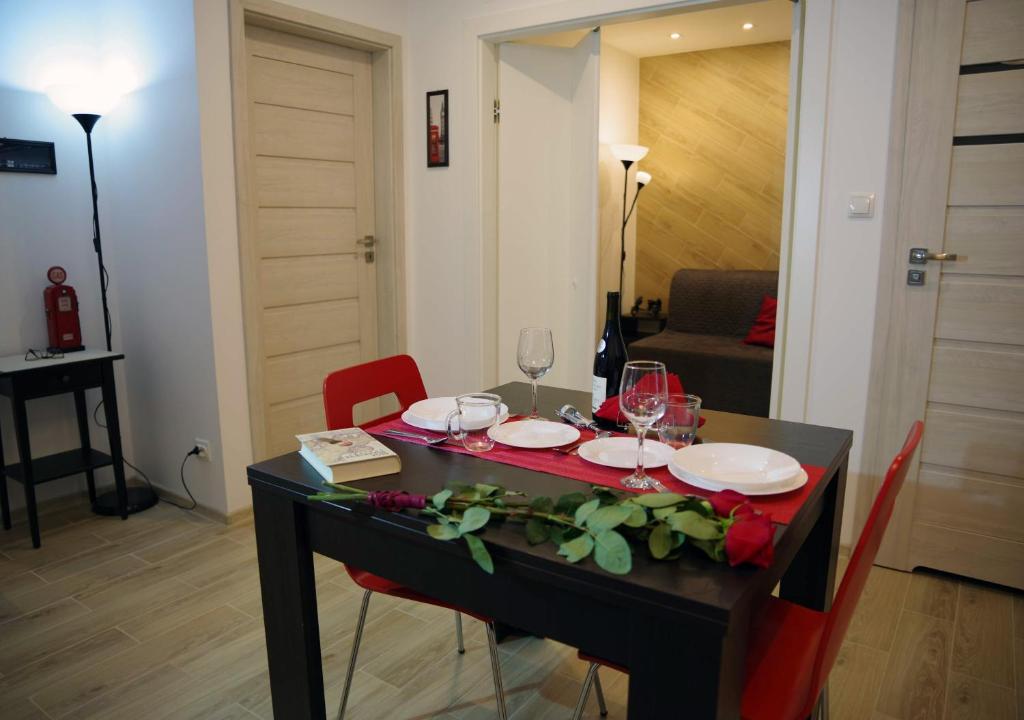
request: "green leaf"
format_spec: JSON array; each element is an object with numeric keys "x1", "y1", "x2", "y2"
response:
[
  {"x1": 427, "y1": 523, "x2": 459, "y2": 540},
  {"x1": 673, "y1": 531, "x2": 686, "y2": 549},
  {"x1": 691, "y1": 538, "x2": 726, "y2": 563},
  {"x1": 574, "y1": 498, "x2": 601, "y2": 526},
  {"x1": 525, "y1": 518, "x2": 550, "y2": 545},
  {"x1": 432, "y1": 489, "x2": 453, "y2": 510},
  {"x1": 652, "y1": 506, "x2": 676, "y2": 520},
  {"x1": 631, "y1": 493, "x2": 686, "y2": 508},
  {"x1": 549, "y1": 526, "x2": 568, "y2": 546},
  {"x1": 623, "y1": 503, "x2": 648, "y2": 528},
  {"x1": 458, "y1": 506, "x2": 491, "y2": 535},
  {"x1": 558, "y1": 533, "x2": 595, "y2": 563},
  {"x1": 463, "y1": 533, "x2": 494, "y2": 574},
  {"x1": 554, "y1": 491, "x2": 588, "y2": 515},
  {"x1": 530, "y1": 496, "x2": 554, "y2": 514},
  {"x1": 475, "y1": 483, "x2": 502, "y2": 497},
  {"x1": 648, "y1": 523, "x2": 673, "y2": 559},
  {"x1": 668, "y1": 510, "x2": 723, "y2": 540},
  {"x1": 585, "y1": 505, "x2": 633, "y2": 532},
  {"x1": 594, "y1": 530, "x2": 632, "y2": 575}
]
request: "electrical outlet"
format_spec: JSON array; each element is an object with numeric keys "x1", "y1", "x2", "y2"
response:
[{"x1": 194, "y1": 438, "x2": 212, "y2": 462}]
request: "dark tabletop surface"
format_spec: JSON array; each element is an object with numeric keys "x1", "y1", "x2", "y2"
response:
[{"x1": 248, "y1": 382, "x2": 853, "y2": 623}]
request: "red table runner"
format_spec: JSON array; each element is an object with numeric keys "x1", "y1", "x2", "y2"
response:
[{"x1": 366, "y1": 416, "x2": 825, "y2": 525}]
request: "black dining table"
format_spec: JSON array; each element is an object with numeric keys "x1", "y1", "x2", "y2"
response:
[{"x1": 248, "y1": 382, "x2": 851, "y2": 720}]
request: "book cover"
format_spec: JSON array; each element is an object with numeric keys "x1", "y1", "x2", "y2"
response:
[{"x1": 296, "y1": 428, "x2": 400, "y2": 484}]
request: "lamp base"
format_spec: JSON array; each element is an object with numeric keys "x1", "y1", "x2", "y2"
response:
[{"x1": 91, "y1": 485, "x2": 159, "y2": 516}]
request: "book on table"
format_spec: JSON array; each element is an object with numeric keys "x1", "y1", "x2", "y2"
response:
[{"x1": 296, "y1": 428, "x2": 401, "y2": 483}]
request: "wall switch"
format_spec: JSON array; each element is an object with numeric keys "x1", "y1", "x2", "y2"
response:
[
  {"x1": 848, "y1": 192, "x2": 875, "y2": 218},
  {"x1": 194, "y1": 438, "x2": 212, "y2": 461}
]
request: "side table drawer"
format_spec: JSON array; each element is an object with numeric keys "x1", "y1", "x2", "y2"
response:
[{"x1": 18, "y1": 361, "x2": 103, "y2": 399}]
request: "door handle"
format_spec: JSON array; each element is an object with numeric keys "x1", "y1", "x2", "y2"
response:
[
  {"x1": 357, "y1": 235, "x2": 376, "y2": 263},
  {"x1": 909, "y1": 248, "x2": 963, "y2": 264}
]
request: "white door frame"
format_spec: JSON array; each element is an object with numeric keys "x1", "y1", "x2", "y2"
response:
[
  {"x1": 227, "y1": 0, "x2": 406, "y2": 460},
  {"x1": 467, "y1": 0, "x2": 831, "y2": 424}
]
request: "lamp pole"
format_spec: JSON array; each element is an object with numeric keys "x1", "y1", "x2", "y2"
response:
[{"x1": 72, "y1": 112, "x2": 113, "y2": 352}]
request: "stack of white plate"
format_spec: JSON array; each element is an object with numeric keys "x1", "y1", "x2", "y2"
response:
[
  {"x1": 667, "y1": 443, "x2": 807, "y2": 495},
  {"x1": 401, "y1": 397, "x2": 510, "y2": 432}
]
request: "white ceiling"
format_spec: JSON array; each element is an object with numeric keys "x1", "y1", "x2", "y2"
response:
[{"x1": 601, "y1": 0, "x2": 792, "y2": 57}]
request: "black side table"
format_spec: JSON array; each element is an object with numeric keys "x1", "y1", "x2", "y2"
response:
[
  {"x1": 0, "y1": 350, "x2": 128, "y2": 548},
  {"x1": 620, "y1": 313, "x2": 668, "y2": 347}
]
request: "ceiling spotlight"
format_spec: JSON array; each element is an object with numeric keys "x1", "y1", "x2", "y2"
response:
[
  {"x1": 742, "y1": 22, "x2": 754, "y2": 30},
  {"x1": 669, "y1": 32, "x2": 681, "y2": 40}
]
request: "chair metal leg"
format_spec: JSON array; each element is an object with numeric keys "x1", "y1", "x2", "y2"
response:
[
  {"x1": 337, "y1": 589, "x2": 372, "y2": 720},
  {"x1": 454, "y1": 611, "x2": 465, "y2": 654},
  {"x1": 485, "y1": 622, "x2": 508, "y2": 720},
  {"x1": 593, "y1": 667, "x2": 608, "y2": 717},
  {"x1": 571, "y1": 663, "x2": 600, "y2": 720}
]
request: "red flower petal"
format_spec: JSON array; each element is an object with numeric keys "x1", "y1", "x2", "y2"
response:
[
  {"x1": 724, "y1": 514, "x2": 775, "y2": 568},
  {"x1": 707, "y1": 489, "x2": 753, "y2": 518}
]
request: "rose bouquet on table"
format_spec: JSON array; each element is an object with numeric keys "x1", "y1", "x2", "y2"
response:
[{"x1": 310, "y1": 483, "x2": 774, "y2": 576}]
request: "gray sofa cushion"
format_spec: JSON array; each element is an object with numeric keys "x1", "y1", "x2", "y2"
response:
[
  {"x1": 667, "y1": 269, "x2": 778, "y2": 337},
  {"x1": 628, "y1": 269, "x2": 779, "y2": 416}
]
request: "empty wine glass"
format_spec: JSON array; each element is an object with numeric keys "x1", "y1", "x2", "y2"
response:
[
  {"x1": 517, "y1": 327, "x2": 554, "y2": 420},
  {"x1": 619, "y1": 360, "x2": 669, "y2": 490}
]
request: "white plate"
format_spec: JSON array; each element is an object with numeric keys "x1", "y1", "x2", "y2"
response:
[
  {"x1": 577, "y1": 437, "x2": 676, "y2": 469},
  {"x1": 402, "y1": 397, "x2": 509, "y2": 432},
  {"x1": 669, "y1": 443, "x2": 802, "y2": 491},
  {"x1": 668, "y1": 461, "x2": 808, "y2": 496},
  {"x1": 486, "y1": 420, "x2": 580, "y2": 449}
]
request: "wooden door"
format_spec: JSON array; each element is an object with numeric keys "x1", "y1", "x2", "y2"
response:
[
  {"x1": 870, "y1": 0, "x2": 1024, "y2": 589},
  {"x1": 497, "y1": 32, "x2": 600, "y2": 392},
  {"x1": 241, "y1": 25, "x2": 378, "y2": 459}
]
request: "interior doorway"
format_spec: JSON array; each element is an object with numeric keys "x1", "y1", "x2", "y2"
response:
[
  {"x1": 486, "y1": 0, "x2": 796, "y2": 414},
  {"x1": 228, "y1": 0, "x2": 406, "y2": 460}
]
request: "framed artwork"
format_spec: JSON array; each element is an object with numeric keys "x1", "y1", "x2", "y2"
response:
[{"x1": 426, "y1": 89, "x2": 449, "y2": 168}]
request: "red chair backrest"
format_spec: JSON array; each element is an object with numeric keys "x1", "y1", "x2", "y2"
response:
[
  {"x1": 800, "y1": 421, "x2": 923, "y2": 717},
  {"x1": 323, "y1": 355, "x2": 428, "y2": 430}
]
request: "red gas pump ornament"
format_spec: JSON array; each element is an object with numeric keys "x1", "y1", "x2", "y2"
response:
[{"x1": 44, "y1": 266, "x2": 84, "y2": 352}]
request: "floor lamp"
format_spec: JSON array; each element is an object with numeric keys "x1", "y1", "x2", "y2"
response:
[
  {"x1": 47, "y1": 82, "x2": 159, "y2": 516},
  {"x1": 610, "y1": 144, "x2": 652, "y2": 297}
]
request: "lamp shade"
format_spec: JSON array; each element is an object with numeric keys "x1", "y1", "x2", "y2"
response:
[
  {"x1": 47, "y1": 82, "x2": 124, "y2": 116},
  {"x1": 636, "y1": 171, "x2": 652, "y2": 187},
  {"x1": 610, "y1": 144, "x2": 648, "y2": 163}
]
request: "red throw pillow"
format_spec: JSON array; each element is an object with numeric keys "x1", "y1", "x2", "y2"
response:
[{"x1": 743, "y1": 295, "x2": 777, "y2": 348}]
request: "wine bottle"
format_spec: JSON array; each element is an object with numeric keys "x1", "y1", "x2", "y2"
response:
[{"x1": 593, "y1": 291, "x2": 629, "y2": 412}]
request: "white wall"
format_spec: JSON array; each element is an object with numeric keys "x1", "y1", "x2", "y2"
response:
[
  {"x1": 0, "y1": 86, "x2": 129, "y2": 510},
  {"x1": 0, "y1": 0, "x2": 225, "y2": 514},
  {"x1": 597, "y1": 40, "x2": 640, "y2": 328},
  {"x1": 797, "y1": 0, "x2": 901, "y2": 544}
]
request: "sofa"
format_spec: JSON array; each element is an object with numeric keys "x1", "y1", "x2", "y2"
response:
[{"x1": 628, "y1": 269, "x2": 778, "y2": 417}]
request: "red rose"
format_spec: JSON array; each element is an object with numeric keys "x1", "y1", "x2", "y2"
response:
[
  {"x1": 724, "y1": 514, "x2": 775, "y2": 568},
  {"x1": 707, "y1": 489, "x2": 754, "y2": 518}
]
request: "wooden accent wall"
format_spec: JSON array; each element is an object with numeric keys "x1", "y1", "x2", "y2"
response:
[{"x1": 636, "y1": 41, "x2": 789, "y2": 304}]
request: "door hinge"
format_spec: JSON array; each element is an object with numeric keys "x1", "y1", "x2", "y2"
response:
[{"x1": 493, "y1": 99, "x2": 501, "y2": 124}]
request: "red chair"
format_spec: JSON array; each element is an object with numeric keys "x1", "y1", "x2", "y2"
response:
[
  {"x1": 323, "y1": 355, "x2": 508, "y2": 720},
  {"x1": 571, "y1": 421, "x2": 924, "y2": 720}
]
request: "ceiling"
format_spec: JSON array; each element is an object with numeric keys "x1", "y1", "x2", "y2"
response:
[
  {"x1": 602, "y1": 0, "x2": 792, "y2": 57},
  {"x1": 512, "y1": 1, "x2": 792, "y2": 57}
]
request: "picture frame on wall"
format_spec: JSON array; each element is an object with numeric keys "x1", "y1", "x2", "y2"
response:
[{"x1": 426, "y1": 89, "x2": 449, "y2": 168}]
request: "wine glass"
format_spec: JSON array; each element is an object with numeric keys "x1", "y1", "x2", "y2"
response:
[
  {"x1": 619, "y1": 360, "x2": 669, "y2": 490},
  {"x1": 517, "y1": 327, "x2": 554, "y2": 420}
]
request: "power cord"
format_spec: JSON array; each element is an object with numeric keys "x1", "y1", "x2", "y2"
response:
[{"x1": 90, "y1": 399, "x2": 199, "y2": 511}]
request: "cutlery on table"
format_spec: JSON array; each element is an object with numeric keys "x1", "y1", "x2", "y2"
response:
[
  {"x1": 555, "y1": 405, "x2": 612, "y2": 439},
  {"x1": 384, "y1": 429, "x2": 450, "y2": 446}
]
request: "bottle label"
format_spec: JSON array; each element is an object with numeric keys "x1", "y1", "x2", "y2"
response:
[
  {"x1": 596, "y1": 338, "x2": 606, "y2": 353},
  {"x1": 592, "y1": 376, "x2": 607, "y2": 412}
]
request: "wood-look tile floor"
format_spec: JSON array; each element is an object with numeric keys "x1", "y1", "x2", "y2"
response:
[{"x1": 1, "y1": 496, "x2": 1021, "y2": 720}]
